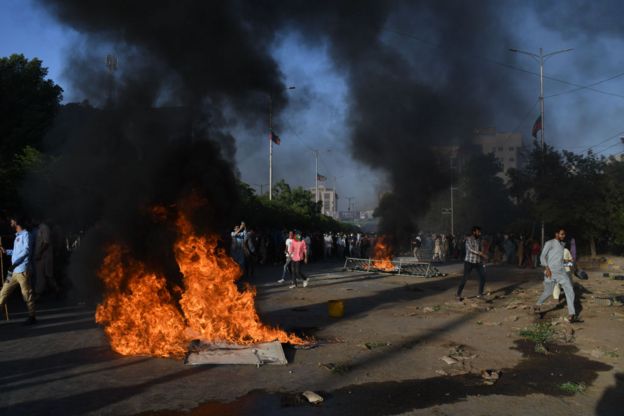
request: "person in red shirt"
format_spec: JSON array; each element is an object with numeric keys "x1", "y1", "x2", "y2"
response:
[
  {"x1": 288, "y1": 232, "x2": 309, "y2": 288},
  {"x1": 531, "y1": 240, "x2": 541, "y2": 268}
]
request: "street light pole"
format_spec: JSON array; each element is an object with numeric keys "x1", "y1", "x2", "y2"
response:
[
  {"x1": 450, "y1": 156, "x2": 455, "y2": 237},
  {"x1": 509, "y1": 47, "x2": 572, "y2": 246}
]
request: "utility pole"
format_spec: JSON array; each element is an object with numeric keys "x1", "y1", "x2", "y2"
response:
[{"x1": 509, "y1": 47, "x2": 572, "y2": 247}]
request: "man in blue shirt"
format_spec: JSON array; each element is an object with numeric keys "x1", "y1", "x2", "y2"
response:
[{"x1": 0, "y1": 215, "x2": 37, "y2": 325}]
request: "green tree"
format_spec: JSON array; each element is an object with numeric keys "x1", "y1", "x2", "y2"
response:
[
  {"x1": 0, "y1": 54, "x2": 63, "y2": 159},
  {"x1": 604, "y1": 157, "x2": 624, "y2": 248},
  {"x1": 269, "y1": 180, "x2": 321, "y2": 219},
  {"x1": 561, "y1": 150, "x2": 609, "y2": 256},
  {"x1": 454, "y1": 153, "x2": 517, "y2": 233},
  {"x1": 509, "y1": 145, "x2": 618, "y2": 257},
  {"x1": 0, "y1": 54, "x2": 63, "y2": 206},
  {"x1": 236, "y1": 180, "x2": 353, "y2": 233},
  {"x1": 418, "y1": 153, "x2": 516, "y2": 236}
]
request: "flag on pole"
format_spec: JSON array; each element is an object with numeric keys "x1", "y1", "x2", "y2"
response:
[
  {"x1": 531, "y1": 115, "x2": 542, "y2": 138},
  {"x1": 269, "y1": 130, "x2": 281, "y2": 145},
  {"x1": 317, "y1": 173, "x2": 327, "y2": 181}
]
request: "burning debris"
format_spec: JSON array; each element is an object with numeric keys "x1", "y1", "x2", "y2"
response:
[
  {"x1": 343, "y1": 236, "x2": 446, "y2": 277},
  {"x1": 343, "y1": 257, "x2": 446, "y2": 277},
  {"x1": 96, "y1": 205, "x2": 303, "y2": 359},
  {"x1": 368, "y1": 237, "x2": 396, "y2": 272}
]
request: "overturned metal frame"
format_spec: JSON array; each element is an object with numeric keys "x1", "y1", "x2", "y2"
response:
[{"x1": 342, "y1": 257, "x2": 445, "y2": 278}]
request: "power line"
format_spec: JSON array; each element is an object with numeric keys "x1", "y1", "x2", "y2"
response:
[
  {"x1": 384, "y1": 28, "x2": 624, "y2": 101},
  {"x1": 546, "y1": 70, "x2": 624, "y2": 98},
  {"x1": 596, "y1": 140, "x2": 624, "y2": 155},
  {"x1": 575, "y1": 130, "x2": 624, "y2": 154}
]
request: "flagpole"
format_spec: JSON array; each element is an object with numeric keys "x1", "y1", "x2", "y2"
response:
[
  {"x1": 539, "y1": 48, "x2": 545, "y2": 248},
  {"x1": 269, "y1": 94, "x2": 273, "y2": 201},
  {"x1": 314, "y1": 150, "x2": 319, "y2": 203}
]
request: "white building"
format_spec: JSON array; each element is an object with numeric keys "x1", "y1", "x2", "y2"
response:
[
  {"x1": 473, "y1": 129, "x2": 525, "y2": 179},
  {"x1": 308, "y1": 185, "x2": 338, "y2": 218}
]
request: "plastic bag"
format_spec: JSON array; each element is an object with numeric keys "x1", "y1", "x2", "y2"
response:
[{"x1": 553, "y1": 282, "x2": 561, "y2": 299}]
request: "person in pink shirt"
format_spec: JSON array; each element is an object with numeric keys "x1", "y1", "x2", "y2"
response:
[{"x1": 288, "y1": 232, "x2": 309, "y2": 288}]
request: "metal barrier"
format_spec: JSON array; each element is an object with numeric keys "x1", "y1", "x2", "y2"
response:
[{"x1": 342, "y1": 257, "x2": 446, "y2": 278}]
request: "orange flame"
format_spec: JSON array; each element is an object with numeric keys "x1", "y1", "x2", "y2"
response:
[
  {"x1": 370, "y1": 236, "x2": 395, "y2": 271},
  {"x1": 96, "y1": 212, "x2": 303, "y2": 358}
]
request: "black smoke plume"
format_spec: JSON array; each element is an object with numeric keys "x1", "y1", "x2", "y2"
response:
[{"x1": 30, "y1": 0, "x2": 534, "y2": 289}]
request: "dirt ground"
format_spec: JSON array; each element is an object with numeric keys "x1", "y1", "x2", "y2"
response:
[{"x1": 0, "y1": 259, "x2": 622, "y2": 415}]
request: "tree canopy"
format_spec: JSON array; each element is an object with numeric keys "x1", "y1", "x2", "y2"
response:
[
  {"x1": 237, "y1": 179, "x2": 357, "y2": 233},
  {"x1": 0, "y1": 54, "x2": 63, "y2": 209},
  {"x1": 509, "y1": 144, "x2": 624, "y2": 256}
]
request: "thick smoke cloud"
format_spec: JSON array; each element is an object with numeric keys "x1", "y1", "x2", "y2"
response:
[{"x1": 31, "y1": 0, "x2": 534, "y2": 285}]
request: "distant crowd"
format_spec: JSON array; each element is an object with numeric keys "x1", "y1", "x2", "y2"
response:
[{"x1": 412, "y1": 232, "x2": 576, "y2": 267}]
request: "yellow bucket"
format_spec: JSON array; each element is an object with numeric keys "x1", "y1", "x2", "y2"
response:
[{"x1": 328, "y1": 299, "x2": 345, "y2": 318}]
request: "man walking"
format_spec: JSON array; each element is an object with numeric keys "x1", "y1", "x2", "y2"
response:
[
  {"x1": 288, "y1": 232, "x2": 309, "y2": 288},
  {"x1": 0, "y1": 215, "x2": 37, "y2": 324},
  {"x1": 34, "y1": 219, "x2": 60, "y2": 299},
  {"x1": 534, "y1": 228, "x2": 576, "y2": 322},
  {"x1": 277, "y1": 231, "x2": 294, "y2": 284},
  {"x1": 456, "y1": 226, "x2": 488, "y2": 301}
]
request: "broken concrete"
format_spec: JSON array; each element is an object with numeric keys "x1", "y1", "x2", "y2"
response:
[{"x1": 184, "y1": 341, "x2": 287, "y2": 366}]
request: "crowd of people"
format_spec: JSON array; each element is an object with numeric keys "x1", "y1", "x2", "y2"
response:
[
  {"x1": 0, "y1": 210, "x2": 585, "y2": 324},
  {"x1": 227, "y1": 225, "x2": 385, "y2": 271},
  {"x1": 412, "y1": 231, "x2": 576, "y2": 269},
  {"x1": 227, "y1": 222, "x2": 396, "y2": 288}
]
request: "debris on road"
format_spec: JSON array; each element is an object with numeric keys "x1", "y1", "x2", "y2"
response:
[
  {"x1": 302, "y1": 391, "x2": 324, "y2": 404},
  {"x1": 441, "y1": 355, "x2": 458, "y2": 365},
  {"x1": 363, "y1": 341, "x2": 390, "y2": 350},
  {"x1": 185, "y1": 341, "x2": 288, "y2": 366},
  {"x1": 319, "y1": 362, "x2": 352, "y2": 374},
  {"x1": 481, "y1": 369, "x2": 502, "y2": 385}
]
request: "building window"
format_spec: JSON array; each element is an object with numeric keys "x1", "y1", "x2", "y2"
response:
[
  {"x1": 498, "y1": 147, "x2": 503, "y2": 151},
  {"x1": 509, "y1": 146, "x2": 515, "y2": 151},
  {"x1": 509, "y1": 157, "x2": 515, "y2": 162}
]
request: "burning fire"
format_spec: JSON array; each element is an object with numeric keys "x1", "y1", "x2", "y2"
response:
[
  {"x1": 370, "y1": 236, "x2": 395, "y2": 272},
  {"x1": 96, "y1": 210, "x2": 303, "y2": 358}
]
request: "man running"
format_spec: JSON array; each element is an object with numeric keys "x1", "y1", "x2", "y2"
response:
[
  {"x1": 456, "y1": 226, "x2": 488, "y2": 301},
  {"x1": 534, "y1": 228, "x2": 576, "y2": 322}
]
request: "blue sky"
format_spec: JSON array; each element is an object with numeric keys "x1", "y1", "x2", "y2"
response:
[{"x1": 3, "y1": 1, "x2": 624, "y2": 211}]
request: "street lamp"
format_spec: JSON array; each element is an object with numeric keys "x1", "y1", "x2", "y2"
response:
[
  {"x1": 268, "y1": 86, "x2": 296, "y2": 201},
  {"x1": 509, "y1": 47, "x2": 573, "y2": 246},
  {"x1": 508, "y1": 48, "x2": 572, "y2": 151}
]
